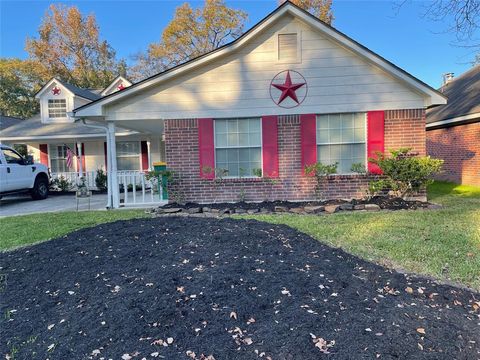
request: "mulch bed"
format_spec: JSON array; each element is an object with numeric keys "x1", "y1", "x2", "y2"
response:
[{"x1": 1, "y1": 217, "x2": 478, "y2": 359}]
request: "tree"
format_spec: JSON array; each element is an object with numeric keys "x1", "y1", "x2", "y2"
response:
[
  {"x1": 0, "y1": 58, "x2": 42, "y2": 118},
  {"x1": 25, "y1": 4, "x2": 121, "y2": 89},
  {"x1": 279, "y1": 0, "x2": 334, "y2": 24},
  {"x1": 397, "y1": 0, "x2": 479, "y2": 65},
  {"x1": 131, "y1": 0, "x2": 247, "y2": 80}
]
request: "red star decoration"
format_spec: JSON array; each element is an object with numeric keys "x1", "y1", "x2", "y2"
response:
[
  {"x1": 272, "y1": 70, "x2": 305, "y2": 104},
  {"x1": 117, "y1": 83, "x2": 126, "y2": 90},
  {"x1": 52, "y1": 86, "x2": 61, "y2": 95}
]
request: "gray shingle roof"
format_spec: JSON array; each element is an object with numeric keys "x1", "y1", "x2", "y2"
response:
[
  {"x1": 60, "y1": 81, "x2": 101, "y2": 101},
  {"x1": 0, "y1": 114, "x2": 134, "y2": 140},
  {"x1": 0, "y1": 115, "x2": 23, "y2": 132},
  {"x1": 427, "y1": 65, "x2": 480, "y2": 124}
]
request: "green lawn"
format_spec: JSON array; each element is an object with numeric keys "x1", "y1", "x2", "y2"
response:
[
  {"x1": 248, "y1": 181, "x2": 480, "y2": 290},
  {"x1": 0, "y1": 210, "x2": 147, "y2": 251},
  {"x1": 1, "y1": 181, "x2": 479, "y2": 290}
]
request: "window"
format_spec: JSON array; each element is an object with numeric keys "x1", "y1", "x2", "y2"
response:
[
  {"x1": 48, "y1": 99, "x2": 67, "y2": 118},
  {"x1": 316, "y1": 113, "x2": 366, "y2": 174},
  {"x1": 215, "y1": 118, "x2": 261, "y2": 177},
  {"x1": 49, "y1": 144, "x2": 74, "y2": 172},
  {"x1": 278, "y1": 33, "x2": 297, "y2": 61},
  {"x1": 116, "y1": 142, "x2": 141, "y2": 171},
  {"x1": 2, "y1": 148, "x2": 24, "y2": 165}
]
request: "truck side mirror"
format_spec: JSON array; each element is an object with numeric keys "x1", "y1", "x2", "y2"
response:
[{"x1": 25, "y1": 155, "x2": 34, "y2": 165}]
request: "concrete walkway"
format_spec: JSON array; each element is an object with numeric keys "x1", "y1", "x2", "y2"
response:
[{"x1": 0, "y1": 193, "x2": 108, "y2": 217}]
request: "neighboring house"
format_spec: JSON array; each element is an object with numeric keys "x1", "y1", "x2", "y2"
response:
[
  {"x1": 426, "y1": 66, "x2": 480, "y2": 186},
  {"x1": 0, "y1": 115, "x2": 23, "y2": 132},
  {"x1": 72, "y1": 1, "x2": 446, "y2": 207},
  {"x1": 0, "y1": 75, "x2": 165, "y2": 188}
]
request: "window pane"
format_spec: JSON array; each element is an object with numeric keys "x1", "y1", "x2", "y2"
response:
[
  {"x1": 250, "y1": 148, "x2": 261, "y2": 162},
  {"x1": 355, "y1": 113, "x2": 365, "y2": 128},
  {"x1": 328, "y1": 114, "x2": 341, "y2": 129},
  {"x1": 342, "y1": 128, "x2": 354, "y2": 143},
  {"x1": 227, "y1": 133, "x2": 238, "y2": 146},
  {"x1": 215, "y1": 120, "x2": 227, "y2": 133},
  {"x1": 117, "y1": 157, "x2": 139, "y2": 171},
  {"x1": 352, "y1": 143, "x2": 365, "y2": 158},
  {"x1": 216, "y1": 133, "x2": 227, "y2": 147},
  {"x1": 330, "y1": 129, "x2": 342, "y2": 143},
  {"x1": 249, "y1": 118, "x2": 260, "y2": 132},
  {"x1": 317, "y1": 130, "x2": 329, "y2": 144},
  {"x1": 318, "y1": 145, "x2": 330, "y2": 161},
  {"x1": 354, "y1": 127, "x2": 365, "y2": 142},
  {"x1": 317, "y1": 115, "x2": 328, "y2": 129},
  {"x1": 239, "y1": 148, "x2": 250, "y2": 162},
  {"x1": 227, "y1": 149, "x2": 238, "y2": 162},
  {"x1": 341, "y1": 113, "x2": 354, "y2": 128},
  {"x1": 216, "y1": 149, "x2": 227, "y2": 163},
  {"x1": 249, "y1": 132, "x2": 261, "y2": 146},
  {"x1": 238, "y1": 120, "x2": 249, "y2": 133},
  {"x1": 238, "y1": 133, "x2": 249, "y2": 146}
]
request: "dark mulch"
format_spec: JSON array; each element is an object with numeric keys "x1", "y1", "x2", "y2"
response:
[
  {"x1": 164, "y1": 196, "x2": 429, "y2": 212},
  {"x1": 1, "y1": 218, "x2": 478, "y2": 360}
]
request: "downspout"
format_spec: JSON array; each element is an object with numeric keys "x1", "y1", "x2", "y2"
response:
[{"x1": 76, "y1": 118, "x2": 113, "y2": 209}]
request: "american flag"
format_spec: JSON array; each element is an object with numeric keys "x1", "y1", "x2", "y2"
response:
[{"x1": 66, "y1": 145, "x2": 75, "y2": 169}]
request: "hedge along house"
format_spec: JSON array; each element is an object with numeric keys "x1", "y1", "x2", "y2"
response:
[
  {"x1": 73, "y1": 1, "x2": 446, "y2": 207},
  {"x1": 0, "y1": 76, "x2": 166, "y2": 190}
]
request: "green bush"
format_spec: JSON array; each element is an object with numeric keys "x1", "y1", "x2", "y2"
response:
[
  {"x1": 50, "y1": 176, "x2": 73, "y2": 192},
  {"x1": 95, "y1": 169, "x2": 108, "y2": 191},
  {"x1": 304, "y1": 162, "x2": 338, "y2": 199},
  {"x1": 368, "y1": 148, "x2": 443, "y2": 198}
]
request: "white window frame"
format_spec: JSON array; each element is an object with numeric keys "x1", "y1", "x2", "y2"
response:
[
  {"x1": 49, "y1": 143, "x2": 76, "y2": 173},
  {"x1": 315, "y1": 113, "x2": 367, "y2": 175},
  {"x1": 48, "y1": 99, "x2": 67, "y2": 119},
  {"x1": 116, "y1": 141, "x2": 142, "y2": 171},
  {"x1": 213, "y1": 118, "x2": 263, "y2": 179},
  {"x1": 276, "y1": 31, "x2": 302, "y2": 64}
]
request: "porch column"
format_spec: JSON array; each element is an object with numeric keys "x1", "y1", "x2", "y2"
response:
[
  {"x1": 147, "y1": 140, "x2": 151, "y2": 170},
  {"x1": 107, "y1": 122, "x2": 120, "y2": 208},
  {"x1": 76, "y1": 142, "x2": 83, "y2": 177}
]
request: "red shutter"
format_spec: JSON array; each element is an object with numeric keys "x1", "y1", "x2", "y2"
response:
[
  {"x1": 367, "y1": 111, "x2": 385, "y2": 174},
  {"x1": 104, "y1": 142, "x2": 108, "y2": 169},
  {"x1": 141, "y1": 141, "x2": 149, "y2": 171},
  {"x1": 300, "y1": 114, "x2": 317, "y2": 175},
  {"x1": 39, "y1": 144, "x2": 48, "y2": 166},
  {"x1": 198, "y1": 118, "x2": 215, "y2": 179},
  {"x1": 261, "y1": 115, "x2": 279, "y2": 178}
]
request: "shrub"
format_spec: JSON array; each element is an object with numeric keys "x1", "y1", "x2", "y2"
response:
[
  {"x1": 95, "y1": 169, "x2": 107, "y2": 191},
  {"x1": 304, "y1": 162, "x2": 338, "y2": 199},
  {"x1": 368, "y1": 148, "x2": 443, "y2": 198},
  {"x1": 350, "y1": 162, "x2": 367, "y2": 174},
  {"x1": 50, "y1": 176, "x2": 73, "y2": 192}
]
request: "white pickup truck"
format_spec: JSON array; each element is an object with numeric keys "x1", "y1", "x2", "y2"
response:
[{"x1": 0, "y1": 144, "x2": 50, "y2": 200}]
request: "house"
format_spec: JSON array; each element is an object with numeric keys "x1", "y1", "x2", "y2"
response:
[
  {"x1": 0, "y1": 115, "x2": 23, "y2": 132},
  {"x1": 4, "y1": 1, "x2": 447, "y2": 207},
  {"x1": 426, "y1": 66, "x2": 480, "y2": 186},
  {"x1": 0, "y1": 76, "x2": 165, "y2": 189}
]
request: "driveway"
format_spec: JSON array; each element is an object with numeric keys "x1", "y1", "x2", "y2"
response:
[{"x1": 0, "y1": 193, "x2": 108, "y2": 217}]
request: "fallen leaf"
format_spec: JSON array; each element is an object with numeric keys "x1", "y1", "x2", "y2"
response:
[
  {"x1": 247, "y1": 317, "x2": 256, "y2": 324},
  {"x1": 416, "y1": 328, "x2": 426, "y2": 335},
  {"x1": 167, "y1": 337, "x2": 174, "y2": 344},
  {"x1": 405, "y1": 287, "x2": 413, "y2": 294},
  {"x1": 177, "y1": 286, "x2": 185, "y2": 293},
  {"x1": 243, "y1": 337, "x2": 253, "y2": 345},
  {"x1": 121, "y1": 354, "x2": 132, "y2": 360},
  {"x1": 453, "y1": 299, "x2": 462, "y2": 306},
  {"x1": 418, "y1": 343, "x2": 424, "y2": 351},
  {"x1": 47, "y1": 324, "x2": 55, "y2": 330},
  {"x1": 186, "y1": 350, "x2": 196, "y2": 359},
  {"x1": 230, "y1": 311, "x2": 237, "y2": 320}
]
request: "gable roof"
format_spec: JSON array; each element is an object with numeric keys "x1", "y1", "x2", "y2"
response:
[
  {"x1": 0, "y1": 115, "x2": 23, "y2": 132},
  {"x1": 36, "y1": 78, "x2": 101, "y2": 101},
  {"x1": 101, "y1": 75, "x2": 132, "y2": 96},
  {"x1": 426, "y1": 65, "x2": 480, "y2": 128},
  {"x1": 74, "y1": 1, "x2": 446, "y2": 117}
]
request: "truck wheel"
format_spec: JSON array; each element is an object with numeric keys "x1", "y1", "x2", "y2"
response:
[{"x1": 31, "y1": 176, "x2": 49, "y2": 200}]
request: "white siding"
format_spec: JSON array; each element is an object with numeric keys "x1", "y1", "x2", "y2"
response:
[{"x1": 105, "y1": 15, "x2": 425, "y2": 121}]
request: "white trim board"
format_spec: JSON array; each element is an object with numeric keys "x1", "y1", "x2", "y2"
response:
[
  {"x1": 426, "y1": 112, "x2": 480, "y2": 129},
  {"x1": 74, "y1": 2, "x2": 446, "y2": 118}
]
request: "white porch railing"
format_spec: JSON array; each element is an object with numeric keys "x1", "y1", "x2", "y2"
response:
[
  {"x1": 50, "y1": 170, "x2": 167, "y2": 207},
  {"x1": 117, "y1": 170, "x2": 166, "y2": 207},
  {"x1": 51, "y1": 171, "x2": 97, "y2": 189}
]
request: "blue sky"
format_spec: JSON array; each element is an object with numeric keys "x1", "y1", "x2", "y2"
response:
[{"x1": 1, "y1": 0, "x2": 478, "y2": 88}]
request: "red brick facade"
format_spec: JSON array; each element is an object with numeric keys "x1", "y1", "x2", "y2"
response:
[
  {"x1": 426, "y1": 121, "x2": 480, "y2": 186},
  {"x1": 165, "y1": 109, "x2": 426, "y2": 203}
]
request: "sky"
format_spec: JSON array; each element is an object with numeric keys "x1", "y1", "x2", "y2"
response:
[{"x1": 1, "y1": 0, "x2": 478, "y2": 88}]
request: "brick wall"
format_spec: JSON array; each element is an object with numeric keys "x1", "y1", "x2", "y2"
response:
[
  {"x1": 165, "y1": 109, "x2": 426, "y2": 203},
  {"x1": 426, "y1": 121, "x2": 480, "y2": 186}
]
